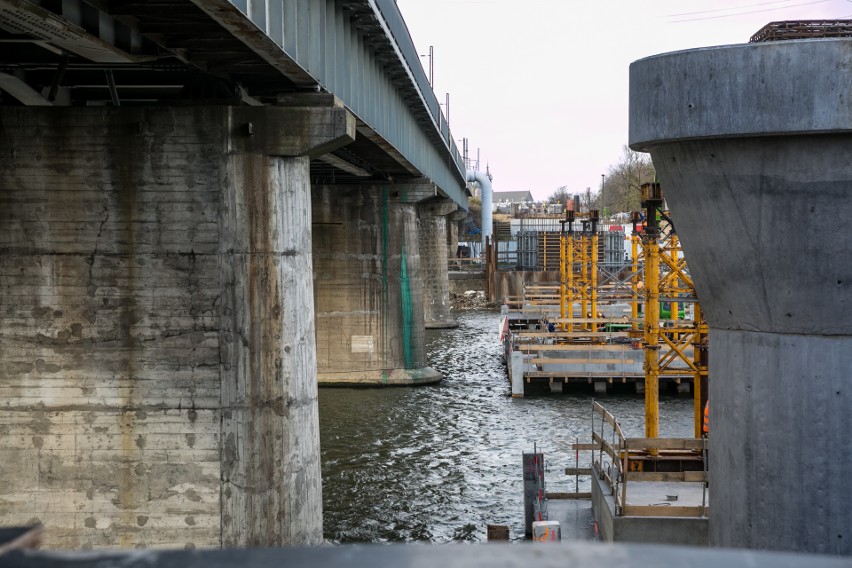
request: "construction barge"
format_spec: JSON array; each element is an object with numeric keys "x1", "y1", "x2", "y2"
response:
[{"x1": 501, "y1": 183, "x2": 708, "y2": 412}]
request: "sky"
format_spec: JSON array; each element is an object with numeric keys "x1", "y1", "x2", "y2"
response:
[{"x1": 395, "y1": 0, "x2": 852, "y2": 201}]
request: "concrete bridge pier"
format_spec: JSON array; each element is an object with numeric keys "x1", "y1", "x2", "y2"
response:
[
  {"x1": 419, "y1": 200, "x2": 459, "y2": 329},
  {"x1": 630, "y1": 38, "x2": 852, "y2": 555},
  {"x1": 312, "y1": 182, "x2": 442, "y2": 386},
  {"x1": 447, "y1": 209, "x2": 467, "y2": 259},
  {"x1": 0, "y1": 102, "x2": 354, "y2": 548}
]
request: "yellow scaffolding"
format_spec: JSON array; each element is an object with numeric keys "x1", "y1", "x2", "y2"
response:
[
  {"x1": 551, "y1": 192, "x2": 708, "y2": 437},
  {"x1": 558, "y1": 210, "x2": 601, "y2": 336},
  {"x1": 638, "y1": 183, "x2": 709, "y2": 439}
]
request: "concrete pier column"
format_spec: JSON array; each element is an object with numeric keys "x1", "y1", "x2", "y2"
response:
[
  {"x1": 418, "y1": 200, "x2": 459, "y2": 329},
  {"x1": 218, "y1": 154, "x2": 320, "y2": 547},
  {"x1": 630, "y1": 38, "x2": 852, "y2": 555},
  {"x1": 0, "y1": 103, "x2": 353, "y2": 548},
  {"x1": 447, "y1": 209, "x2": 464, "y2": 258},
  {"x1": 312, "y1": 183, "x2": 441, "y2": 386}
]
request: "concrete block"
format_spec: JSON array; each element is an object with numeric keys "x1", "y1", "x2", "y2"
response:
[
  {"x1": 511, "y1": 352, "x2": 525, "y2": 398},
  {"x1": 532, "y1": 520, "x2": 561, "y2": 542}
]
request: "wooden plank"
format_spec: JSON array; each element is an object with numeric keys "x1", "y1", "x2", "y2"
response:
[
  {"x1": 546, "y1": 492, "x2": 593, "y2": 500},
  {"x1": 516, "y1": 344, "x2": 634, "y2": 352},
  {"x1": 595, "y1": 409, "x2": 620, "y2": 430},
  {"x1": 592, "y1": 431, "x2": 621, "y2": 462},
  {"x1": 564, "y1": 467, "x2": 592, "y2": 476},
  {"x1": 624, "y1": 471, "x2": 707, "y2": 483},
  {"x1": 623, "y1": 438, "x2": 706, "y2": 451},
  {"x1": 514, "y1": 332, "x2": 631, "y2": 338},
  {"x1": 621, "y1": 505, "x2": 708, "y2": 518},
  {"x1": 524, "y1": 372, "x2": 644, "y2": 378},
  {"x1": 572, "y1": 443, "x2": 601, "y2": 451},
  {"x1": 530, "y1": 358, "x2": 633, "y2": 365},
  {"x1": 551, "y1": 318, "x2": 632, "y2": 324}
]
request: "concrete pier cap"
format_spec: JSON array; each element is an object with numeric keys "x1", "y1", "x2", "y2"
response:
[{"x1": 629, "y1": 37, "x2": 852, "y2": 555}]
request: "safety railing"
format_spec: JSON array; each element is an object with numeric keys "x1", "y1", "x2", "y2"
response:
[{"x1": 576, "y1": 401, "x2": 708, "y2": 518}]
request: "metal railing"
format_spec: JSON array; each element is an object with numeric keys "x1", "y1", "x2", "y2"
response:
[{"x1": 576, "y1": 401, "x2": 708, "y2": 518}]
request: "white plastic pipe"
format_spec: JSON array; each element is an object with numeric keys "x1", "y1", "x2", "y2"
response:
[{"x1": 466, "y1": 170, "x2": 492, "y2": 257}]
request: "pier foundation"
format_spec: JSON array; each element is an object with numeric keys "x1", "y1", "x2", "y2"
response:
[
  {"x1": 312, "y1": 184, "x2": 441, "y2": 386},
  {"x1": 419, "y1": 200, "x2": 458, "y2": 329},
  {"x1": 0, "y1": 104, "x2": 350, "y2": 548},
  {"x1": 630, "y1": 38, "x2": 852, "y2": 554}
]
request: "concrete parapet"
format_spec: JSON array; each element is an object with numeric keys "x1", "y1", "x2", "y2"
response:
[
  {"x1": 5, "y1": 540, "x2": 851, "y2": 568},
  {"x1": 629, "y1": 38, "x2": 852, "y2": 555}
]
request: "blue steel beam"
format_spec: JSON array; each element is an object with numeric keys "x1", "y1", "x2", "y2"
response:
[{"x1": 194, "y1": 0, "x2": 467, "y2": 207}]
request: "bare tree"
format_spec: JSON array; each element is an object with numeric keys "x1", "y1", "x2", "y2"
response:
[
  {"x1": 581, "y1": 187, "x2": 593, "y2": 212},
  {"x1": 602, "y1": 145, "x2": 655, "y2": 214},
  {"x1": 546, "y1": 185, "x2": 571, "y2": 205}
]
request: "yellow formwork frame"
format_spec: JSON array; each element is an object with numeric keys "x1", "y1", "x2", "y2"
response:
[
  {"x1": 631, "y1": 234, "x2": 640, "y2": 331},
  {"x1": 590, "y1": 232, "x2": 599, "y2": 332},
  {"x1": 559, "y1": 232, "x2": 567, "y2": 325},
  {"x1": 557, "y1": 220, "x2": 602, "y2": 337},
  {"x1": 641, "y1": 214, "x2": 709, "y2": 440},
  {"x1": 643, "y1": 232, "x2": 661, "y2": 440}
]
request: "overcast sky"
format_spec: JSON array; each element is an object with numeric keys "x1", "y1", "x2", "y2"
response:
[{"x1": 395, "y1": 0, "x2": 852, "y2": 201}]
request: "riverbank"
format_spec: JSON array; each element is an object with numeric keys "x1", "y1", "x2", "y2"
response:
[{"x1": 450, "y1": 290, "x2": 499, "y2": 311}]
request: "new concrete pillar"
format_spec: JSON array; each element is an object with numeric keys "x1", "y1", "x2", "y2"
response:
[
  {"x1": 418, "y1": 200, "x2": 458, "y2": 329},
  {"x1": 630, "y1": 38, "x2": 852, "y2": 555},
  {"x1": 312, "y1": 184, "x2": 441, "y2": 386},
  {"x1": 0, "y1": 103, "x2": 353, "y2": 548}
]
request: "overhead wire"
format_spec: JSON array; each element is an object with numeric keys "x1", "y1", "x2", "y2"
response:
[
  {"x1": 668, "y1": 0, "x2": 830, "y2": 22},
  {"x1": 668, "y1": 0, "x2": 811, "y2": 18}
]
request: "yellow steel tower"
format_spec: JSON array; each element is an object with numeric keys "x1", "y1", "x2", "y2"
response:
[
  {"x1": 558, "y1": 209, "x2": 600, "y2": 336},
  {"x1": 637, "y1": 182, "x2": 709, "y2": 439}
]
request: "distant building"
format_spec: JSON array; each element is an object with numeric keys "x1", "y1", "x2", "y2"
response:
[{"x1": 493, "y1": 190, "x2": 534, "y2": 213}]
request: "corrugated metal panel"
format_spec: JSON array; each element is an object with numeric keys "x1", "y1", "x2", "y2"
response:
[{"x1": 225, "y1": 0, "x2": 467, "y2": 207}]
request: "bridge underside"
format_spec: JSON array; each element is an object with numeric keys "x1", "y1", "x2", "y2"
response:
[{"x1": 0, "y1": 0, "x2": 463, "y2": 550}]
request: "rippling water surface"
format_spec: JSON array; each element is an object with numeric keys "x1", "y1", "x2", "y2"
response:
[{"x1": 319, "y1": 310, "x2": 695, "y2": 543}]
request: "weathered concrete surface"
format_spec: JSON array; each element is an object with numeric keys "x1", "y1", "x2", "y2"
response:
[
  {"x1": 4, "y1": 542, "x2": 851, "y2": 568},
  {"x1": 629, "y1": 38, "x2": 852, "y2": 555},
  {"x1": 312, "y1": 186, "x2": 440, "y2": 386},
  {"x1": 591, "y1": 470, "x2": 708, "y2": 546},
  {"x1": 492, "y1": 270, "x2": 560, "y2": 303},
  {"x1": 448, "y1": 271, "x2": 486, "y2": 296},
  {"x1": 219, "y1": 154, "x2": 323, "y2": 547},
  {"x1": 418, "y1": 201, "x2": 457, "y2": 329},
  {"x1": 0, "y1": 105, "x2": 345, "y2": 549}
]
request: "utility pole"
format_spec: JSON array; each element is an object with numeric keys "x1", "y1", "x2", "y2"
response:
[
  {"x1": 420, "y1": 46, "x2": 434, "y2": 87},
  {"x1": 428, "y1": 45, "x2": 434, "y2": 86},
  {"x1": 601, "y1": 174, "x2": 605, "y2": 217}
]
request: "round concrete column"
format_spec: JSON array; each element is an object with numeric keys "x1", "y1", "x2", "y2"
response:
[
  {"x1": 418, "y1": 206, "x2": 458, "y2": 329},
  {"x1": 630, "y1": 38, "x2": 852, "y2": 554}
]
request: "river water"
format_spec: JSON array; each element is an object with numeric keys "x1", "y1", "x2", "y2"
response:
[{"x1": 318, "y1": 309, "x2": 696, "y2": 543}]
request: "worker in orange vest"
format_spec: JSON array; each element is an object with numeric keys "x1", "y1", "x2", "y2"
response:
[{"x1": 702, "y1": 401, "x2": 709, "y2": 436}]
